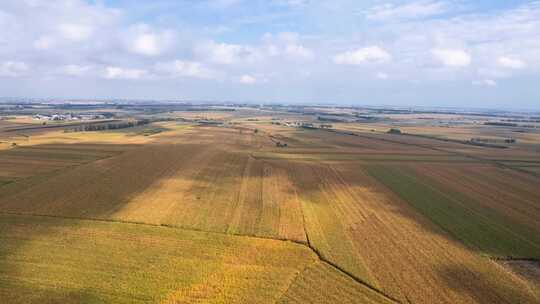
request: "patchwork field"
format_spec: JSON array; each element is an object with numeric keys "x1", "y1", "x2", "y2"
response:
[
  {"x1": 0, "y1": 112, "x2": 539, "y2": 303},
  {"x1": 287, "y1": 161, "x2": 539, "y2": 303}
]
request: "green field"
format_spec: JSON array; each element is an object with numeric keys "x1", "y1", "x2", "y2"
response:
[{"x1": 366, "y1": 165, "x2": 540, "y2": 258}]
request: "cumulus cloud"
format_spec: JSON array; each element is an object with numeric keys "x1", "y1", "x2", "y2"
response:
[
  {"x1": 206, "y1": 0, "x2": 243, "y2": 9},
  {"x1": 261, "y1": 32, "x2": 314, "y2": 61},
  {"x1": 154, "y1": 60, "x2": 215, "y2": 79},
  {"x1": 196, "y1": 41, "x2": 258, "y2": 65},
  {"x1": 497, "y1": 56, "x2": 525, "y2": 69},
  {"x1": 61, "y1": 64, "x2": 91, "y2": 77},
  {"x1": 132, "y1": 34, "x2": 160, "y2": 56},
  {"x1": 432, "y1": 48, "x2": 471, "y2": 67},
  {"x1": 473, "y1": 79, "x2": 497, "y2": 87},
  {"x1": 58, "y1": 23, "x2": 94, "y2": 41},
  {"x1": 33, "y1": 36, "x2": 55, "y2": 50},
  {"x1": 0, "y1": 61, "x2": 29, "y2": 77},
  {"x1": 239, "y1": 74, "x2": 257, "y2": 84},
  {"x1": 284, "y1": 44, "x2": 314, "y2": 60},
  {"x1": 280, "y1": 0, "x2": 307, "y2": 5},
  {"x1": 366, "y1": 1, "x2": 448, "y2": 21},
  {"x1": 126, "y1": 25, "x2": 175, "y2": 57},
  {"x1": 376, "y1": 72, "x2": 389, "y2": 80},
  {"x1": 333, "y1": 47, "x2": 391, "y2": 65},
  {"x1": 104, "y1": 66, "x2": 147, "y2": 80},
  {"x1": 0, "y1": 0, "x2": 539, "y2": 107}
]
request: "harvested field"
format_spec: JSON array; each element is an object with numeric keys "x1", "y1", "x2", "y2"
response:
[
  {"x1": 277, "y1": 262, "x2": 394, "y2": 304},
  {"x1": 0, "y1": 213, "x2": 316, "y2": 304},
  {"x1": 0, "y1": 144, "x2": 129, "y2": 180},
  {"x1": 287, "y1": 161, "x2": 539, "y2": 304},
  {"x1": 0, "y1": 129, "x2": 305, "y2": 242},
  {"x1": 1, "y1": 120, "x2": 539, "y2": 303}
]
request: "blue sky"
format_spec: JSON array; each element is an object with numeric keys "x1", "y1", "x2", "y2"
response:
[{"x1": 1, "y1": 0, "x2": 539, "y2": 109}]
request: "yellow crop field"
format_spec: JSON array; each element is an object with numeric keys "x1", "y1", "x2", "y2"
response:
[
  {"x1": 0, "y1": 129, "x2": 305, "y2": 242},
  {"x1": 0, "y1": 116, "x2": 539, "y2": 303},
  {"x1": 0, "y1": 214, "x2": 316, "y2": 304},
  {"x1": 284, "y1": 160, "x2": 538, "y2": 303},
  {"x1": 278, "y1": 262, "x2": 395, "y2": 304},
  {"x1": 6, "y1": 0, "x2": 540, "y2": 300}
]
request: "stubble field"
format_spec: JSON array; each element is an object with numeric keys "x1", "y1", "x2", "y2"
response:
[{"x1": 0, "y1": 114, "x2": 539, "y2": 303}]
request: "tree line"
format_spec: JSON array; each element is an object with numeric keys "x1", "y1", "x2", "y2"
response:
[{"x1": 66, "y1": 119, "x2": 151, "y2": 132}]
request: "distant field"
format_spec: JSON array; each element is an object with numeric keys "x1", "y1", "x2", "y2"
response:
[
  {"x1": 0, "y1": 117, "x2": 539, "y2": 304},
  {"x1": 0, "y1": 144, "x2": 129, "y2": 181}
]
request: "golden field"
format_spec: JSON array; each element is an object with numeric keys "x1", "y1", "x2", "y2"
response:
[{"x1": 0, "y1": 112, "x2": 539, "y2": 303}]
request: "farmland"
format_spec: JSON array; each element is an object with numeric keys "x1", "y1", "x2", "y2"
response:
[
  {"x1": 0, "y1": 213, "x2": 316, "y2": 303},
  {"x1": 0, "y1": 103, "x2": 539, "y2": 303}
]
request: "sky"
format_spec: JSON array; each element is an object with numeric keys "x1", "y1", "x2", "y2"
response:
[{"x1": 1, "y1": 0, "x2": 539, "y2": 109}]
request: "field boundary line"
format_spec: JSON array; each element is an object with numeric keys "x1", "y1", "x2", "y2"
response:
[
  {"x1": 307, "y1": 244, "x2": 402, "y2": 304},
  {"x1": 0, "y1": 210, "x2": 402, "y2": 303},
  {"x1": 293, "y1": 185, "x2": 402, "y2": 303},
  {"x1": 274, "y1": 260, "x2": 319, "y2": 304},
  {"x1": 491, "y1": 256, "x2": 540, "y2": 262},
  {"x1": 0, "y1": 210, "x2": 307, "y2": 244}
]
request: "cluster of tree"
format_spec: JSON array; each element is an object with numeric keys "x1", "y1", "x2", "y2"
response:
[
  {"x1": 317, "y1": 116, "x2": 346, "y2": 123},
  {"x1": 471, "y1": 137, "x2": 516, "y2": 144},
  {"x1": 484, "y1": 122, "x2": 519, "y2": 127},
  {"x1": 503, "y1": 119, "x2": 540, "y2": 123},
  {"x1": 67, "y1": 119, "x2": 150, "y2": 132},
  {"x1": 388, "y1": 128, "x2": 402, "y2": 134},
  {"x1": 300, "y1": 123, "x2": 316, "y2": 129}
]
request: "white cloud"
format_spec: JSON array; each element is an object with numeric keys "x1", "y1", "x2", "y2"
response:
[
  {"x1": 261, "y1": 32, "x2": 314, "y2": 61},
  {"x1": 0, "y1": 61, "x2": 29, "y2": 77},
  {"x1": 127, "y1": 25, "x2": 175, "y2": 57},
  {"x1": 239, "y1": 74, "x2": 257, "y2": 84},
  {"x1": 195, "y1": 41, "x2": 249, "y2": 64},
  {"x1": 154, "y1": 60, "x2": 215, "y2": 79},
  {"x1": 366, "y1": 1, "x2": 448, "y2": 21},
  {"x1": 33, "y1": 36, "x2": 55, "y2": 50},
  {"x1": 132, "y1": 34, "x2": 160, "y2": 56},
  {"x1": 58, "y1": 23, "x2": 93, "y2": 41},
  {"x1": 196, "y1": 41, "x2": 260, "y2": 65},
  {"x1": 104, "y1": 66, "x2": 147, "y2": 80},
  {"x1": 473, "y1": 79, "x2": 497, "y2": 87},
  {"x1": 432, "y1": 48, "x2": 471, "y2": 67},
  {"x1": 376, "y1": 72, "x2": 389, "y2": 80},
  {"x1": 61, "y1": 64, "x2": 91, "y2": 76},
  {"x1": 273, "y1": 0, "x2": 308, "y2": 7},
  {"x1": 497, "y1": 56, "x2": 525, "y2": 69},
  {"x1": 207, "y1": 0, "x2": 243, "y2": 8},
  {"x1": 333, "y1": 46, "x2": 391, "y2": 65},
  {"x1": 0, "y1": 0, "x2": 539, "y2": 107},
  {"x1": 285, "y1": 44, "x2": 314, "y2": 60}
]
